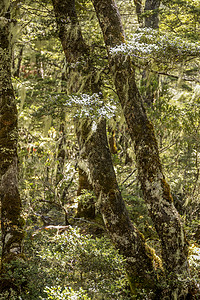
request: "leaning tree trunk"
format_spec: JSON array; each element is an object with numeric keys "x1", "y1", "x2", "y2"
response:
[
  {"x1": 0, "y1": 0, "x2": 25, "y2": 292},
  {"x1": 52, "y1": 0, "x2": 96, "y2": 219},
  {"x1": 92, "y1": 0, "x2": 196, "y2": 298},
  {"x1": 76, "y1": 118, "x2": 162, "y2": 293},
  {"x1": 51, "y1": 0, "x2": 162, "y2": 294}
]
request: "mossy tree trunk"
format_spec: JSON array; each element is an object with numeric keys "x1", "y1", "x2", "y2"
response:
[
  {"x1": 52, "y1": 0, "x2": 95, "y2": 218},
  {"x1": 0, "y1": 0, "x2": 25, "y2": 291},
  {"x1": 51, "y1": 0, "x2": 161, "y2": 294},
  {"x1": 92, "y1": 0, "x2": 196, "y2": 298},
  {"x1": 108, "y1": 126, "x2": 118, "y2": 154},
  {"x1": 76, "y1": 118, "x2": 161, "y2": 293},
  {"x1": 134, "y1": 0, "x2": 160, "y2": 29}
]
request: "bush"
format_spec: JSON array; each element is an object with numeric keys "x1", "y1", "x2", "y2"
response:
[{"x1": 17, "y1": 226, "x2": 131, "y2": 299}]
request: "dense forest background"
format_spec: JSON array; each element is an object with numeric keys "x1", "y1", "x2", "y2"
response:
[{"x1": 0, "y1": 0, "x2": 200, "y2": 299}]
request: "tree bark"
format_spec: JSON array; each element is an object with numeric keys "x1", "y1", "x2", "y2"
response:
[
  {"x1": 51, "y1": 0, "x2": 161, "y2": 294},
  {"x1": 92, "y1": 0, "x2": 196, "y2": 298},
  {"x1": 52, "y1": 0, "x2": 96, "y2": 220},
  {"x1": 108, "y1": 126, "x2": 118, "y2": 154},
  {"x1": 133, "y1": 0, "x2": 161, "y2": 106},
  {"x1": 133, "y1": 0, "x2": 160, "y2": 29},
  {"x1": 0, "y1": 0, "x2": 25, "y2": 291},
  {"x1": 76, "y1": 118, "x2": 161, "y2": 293}
]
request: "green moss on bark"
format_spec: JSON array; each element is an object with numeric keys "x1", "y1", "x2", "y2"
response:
[{"x1": 0, "y1": 1, "x2": 25, "y2": 291}]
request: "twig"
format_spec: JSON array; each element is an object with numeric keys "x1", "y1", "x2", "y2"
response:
[
  {"x1": 121, "y1": 168, "x2": 137, "y2": 184},
  {"x1": 125, "y1": 178, "x2": 137, "y2": 188},
  {"x1": 72, "y1": 217, "x2": 105, "y2": 229}
]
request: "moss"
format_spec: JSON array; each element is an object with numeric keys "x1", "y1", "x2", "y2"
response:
[
  {"x1": 145, "y1": 243, "x2": 163, "y2": 274},
  {"x1": 1, "y1": 252, "x2": 25, "y2": 266},
  {"x1": 126, "y1": 244, "x2": 164, "y2": 297},
  {"x1": 77, "y1": 168, "x2": 93, "y2": 196},
  {"x1": 161, "y1": 178, "x2": 173, "y2": 203},
  {"x1": 108, "y1": 130, "x2": 117, "y2": 154},
  {"x1": 2, "y1": 191, "x2": 22, "y2": 222}
]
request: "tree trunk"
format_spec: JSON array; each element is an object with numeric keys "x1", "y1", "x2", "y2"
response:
[
  {"x1": 76, "y1": 118, "x2": 161, "y2": 293},
  {"x1": 133, "y1": 0, "x2": 161, "y2": 106},
  {"x1": 52, "y1": 0, "x2": 95, "y2": 218},
  {"x1": 92, "y1": 0, "x2": 196, "y2": 297},
  {"x1": 13, "y1": 46, "x2": 23, "y2": 78},
  {"x1": 0, "y1": 0, "x2": 25, "y2": 292},
  {"x1": 133, "y1": 0, "x2": 160, "y2": 29},
  {"x1": 144, "y1": 0, "x2": 160, "y2": 29},
  {"x1": 56, "y1": 121, "x2": 66, "y2": 185},
  {"x1": 51, "y1": 0, "x2": 162, "y2": 294}
]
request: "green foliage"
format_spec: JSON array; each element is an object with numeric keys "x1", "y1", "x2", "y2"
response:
[
  {"x1": 110, "y1": 28, "x2": 200, "y2": 70},
  {"x1": 19, "y1": 227, "x2": 130, "y2": 300},
  {"x1": 66, "y1": 93, "x2": 116, "y2": 120},
  {"x1": 121, "y1": 186, "x2": 157, "y2": 239},
  {"x1": 161, "y1": 0, "x2": 200, "y2": 40},
  {"x1": 0, "y1": 259, "x2": 40, "y2": 300},
  {"x1": 76, "y1": 189, "x2": 96, "y2": 219},
  {"x1": 43, "y1": 286, "x2": 90, "y2": 300},
  {"x1": 189, "y1": 244, "x2": 200, "y2": 283},
  {"x1": 146, "y1": 85, "x2": 200, "y2": 217}
]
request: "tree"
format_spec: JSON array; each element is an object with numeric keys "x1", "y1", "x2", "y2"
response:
[
  {"x1": 0, "y1": 0, "x2": 25, "y2": 292},
  {"x1": 52, "y1": 0, "x2": 162, "y2": 294},
  {"x1": 92, "y1": 0, "x2": 198, "y2": 298},
  {"x1": 133, "y1": 0, "x2": 160, "y2": 28},
  {"x1": 52, "y1": 0, "x2": 95, "y2": 218}
]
